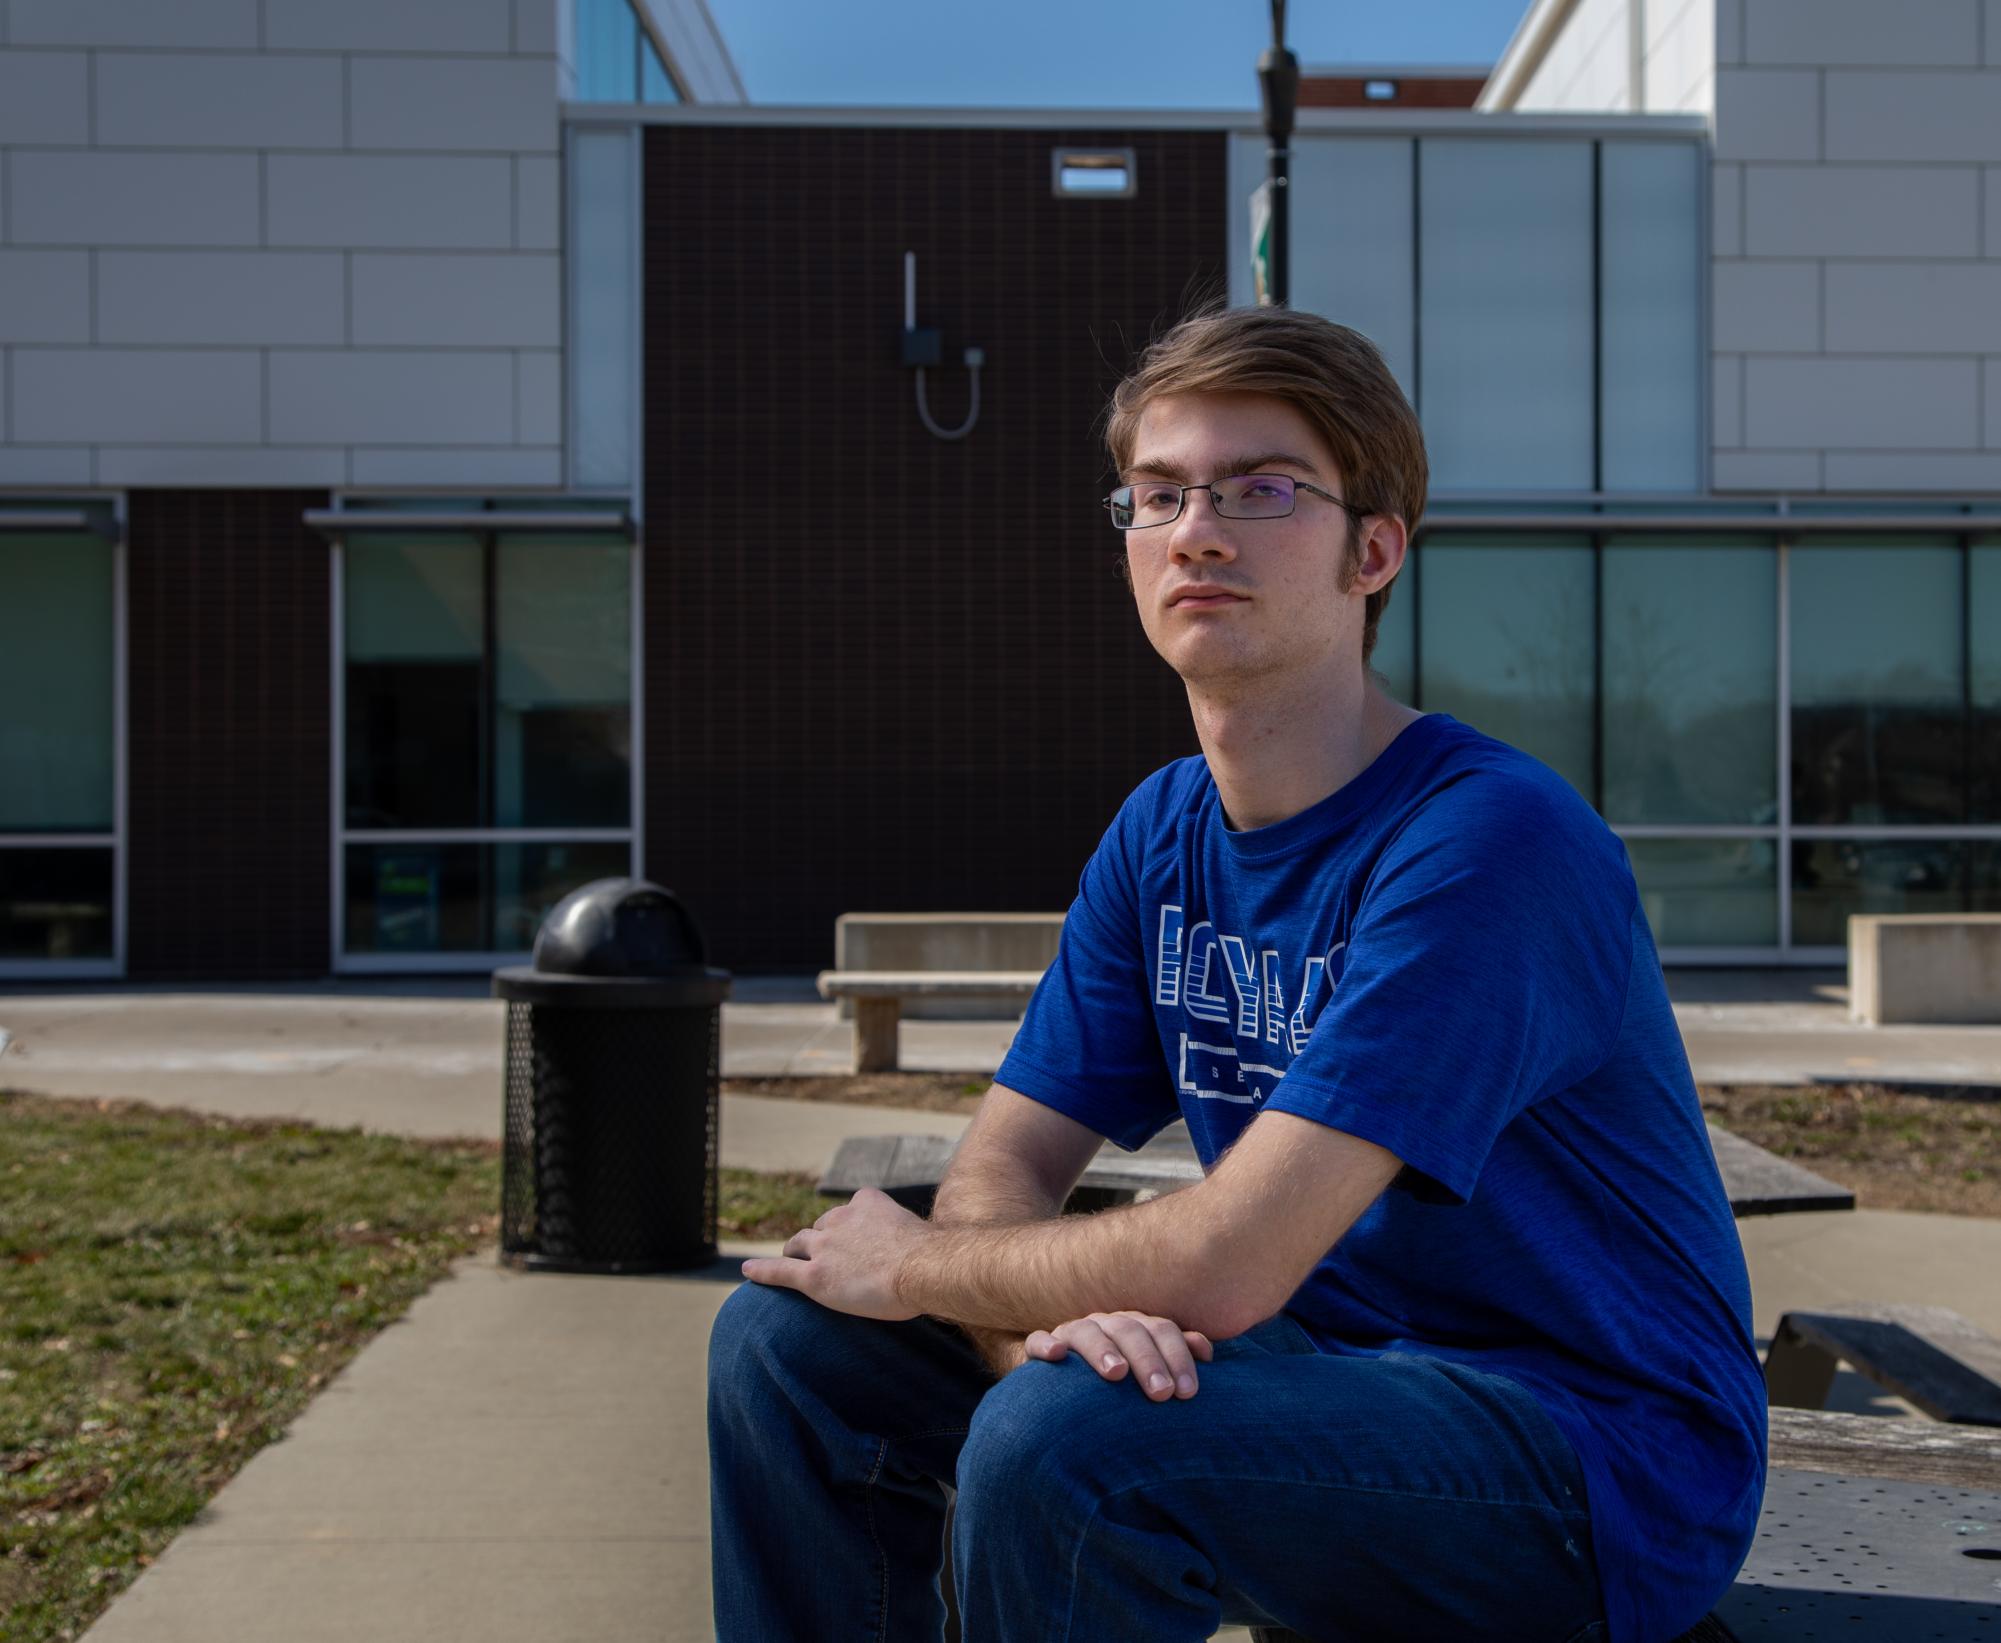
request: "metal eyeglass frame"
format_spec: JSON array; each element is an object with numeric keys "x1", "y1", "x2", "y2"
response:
[{"x1": 1102, "y1": 473, "x2": 1372, "y2": 530}]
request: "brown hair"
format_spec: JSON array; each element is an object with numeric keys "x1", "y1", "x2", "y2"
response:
[{"x1": 1104, "y1": 306, "x2": 1428, "y2": 664}]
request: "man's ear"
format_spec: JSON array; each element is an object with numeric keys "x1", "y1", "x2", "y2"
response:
[{"x1": 1352, "y1": 515, "x2": 1408, "y2": 594}]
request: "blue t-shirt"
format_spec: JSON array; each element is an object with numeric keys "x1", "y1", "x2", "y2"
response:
[{"x1": 996, "y1": 713, "x2": 1766, "y2": 1643}]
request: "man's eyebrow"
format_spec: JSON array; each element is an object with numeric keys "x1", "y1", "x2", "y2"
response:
[{"x1": 1122, "y1": 452, "x2": 1323, "y2": 482}]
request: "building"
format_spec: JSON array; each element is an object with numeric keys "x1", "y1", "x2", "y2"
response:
[
  {"x1": 1299, "y1": 65, "x2": 1487, "y2": 110},
  {"x1": 2, "y1": 0, "x2": 1997, "y2": 982}
]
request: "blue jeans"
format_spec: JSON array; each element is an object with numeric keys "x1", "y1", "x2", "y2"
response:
[{"x1": 709, "y1": 1283, "x2": 1605, "y2": 1642}]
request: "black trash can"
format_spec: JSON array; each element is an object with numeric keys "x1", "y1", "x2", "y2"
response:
[{"x1": 494, "y1": 877, "x2": 732, "y2": 1274}]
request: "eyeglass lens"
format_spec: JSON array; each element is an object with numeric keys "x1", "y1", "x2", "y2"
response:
[{"x1": 1109, "y1": 474, "x2": 1296, "y2": 529}]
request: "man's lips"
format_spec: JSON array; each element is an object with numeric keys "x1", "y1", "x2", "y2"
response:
[{"x1": 1166, "y1": 587, "x2": 1249, "y2": 609}]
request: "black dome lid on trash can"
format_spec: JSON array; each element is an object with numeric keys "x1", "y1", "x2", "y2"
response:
[{"x1": 493, "y1": 879, "x2": 732, "y2": 1008}]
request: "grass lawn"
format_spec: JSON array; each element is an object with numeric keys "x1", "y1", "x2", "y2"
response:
[{"x1": 0, "y1": 1090, "x2": 826, "y2": 1643}]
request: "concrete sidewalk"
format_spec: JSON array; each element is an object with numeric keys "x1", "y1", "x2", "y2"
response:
[
  {"x1": 4, "y1": 977, "x2": 1995, "y2": 1642},
  {"x1": 3, "y1": 974, "x2": 2000, "y2": 1165},
  {"x1": 75, "y1": 1205, "x2": 2001, "y2": 1643}
]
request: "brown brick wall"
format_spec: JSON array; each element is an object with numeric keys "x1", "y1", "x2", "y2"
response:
[
  {"x1": 1298, "y1": 76, "x2": 1485, "y2": 109},
  {"x1": 642, "y1": 125, "x2": 1227, "y2": 971},
  {"x1": 126, "y1": 489, "x2": 332, "y2": 978}
]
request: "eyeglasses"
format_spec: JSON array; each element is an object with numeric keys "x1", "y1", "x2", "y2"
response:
[{"x1": 1103, "y1": 472, "x2": 1368, "y2": 531}]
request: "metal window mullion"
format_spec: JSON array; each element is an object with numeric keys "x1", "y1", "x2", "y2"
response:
[
  {"x1": 1963, "y1": 535, "x2": 1974, "y2": 895},
  {"x1": 480, "y1": 533, "x2": 499, "y2": 950},
  {"x1": 330, "y1": 539, "x2": 347, "y2": 970},
  {"x1": 0, "y1": 834, "x2": 118, "y2": 848},
  {"x1": 1789, "y1": 825, "x2": 2001, "y2": 840},
  {"x1": 1591, "y1": 532, "x2": 1604, "y2": 813},
  {"x1": 1410, "y1": 136, "x2": 1423, "y2": 419},
  {"x1": 1409, "y1": 537, "x2": 1423, "y2": 709},
  {"x1": 112, "y1": 535, "x2": 127, "y2": 977},
  {"x1": 629, "y1": 535, "x2": 645, "y2": 882},
  {"x1": 1590, "y1": 142, "x2": 1603, "y2": 495},
  {"x1": 1611, "y1": 825, "x2": 1780, "y2": 839},
  {"x1": 1776, "y1": 538, "x2": 1794, "y2": 957}
]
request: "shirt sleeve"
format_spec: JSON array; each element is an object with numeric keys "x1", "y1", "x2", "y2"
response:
[
  {"x1": 1263, "y1": 768, "x2": 1637, "y2": 1204},
  {"x1": 996, "y1": 784, "x2": 1180, "y2": 1151}
]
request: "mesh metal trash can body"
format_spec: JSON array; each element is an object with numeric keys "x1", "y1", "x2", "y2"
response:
[{"x1": 494, "y1": 878, "x2": 731, "y2": 1274}]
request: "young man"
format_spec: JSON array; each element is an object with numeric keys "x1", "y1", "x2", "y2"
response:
[{"x1": 708, "y1": 307, "x2": 1766, "y2": 1643}]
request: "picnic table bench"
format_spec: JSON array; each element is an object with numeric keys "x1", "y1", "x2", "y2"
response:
[
  {"x1": 820, "y1": 1119, "x2": 1857, "y2": 1219},
  {"x1": 1243, "y1": 1410, "x2": 2001, "y2": 1641}
]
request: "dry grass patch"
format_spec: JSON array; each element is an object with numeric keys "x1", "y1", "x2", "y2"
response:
[{"x1": 1699, "y1": 1082, "x2": 2001, "y2": 1218}]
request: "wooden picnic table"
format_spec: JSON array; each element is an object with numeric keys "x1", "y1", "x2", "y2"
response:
[{"x1": 823, "y1": 1119, "x2": 1856, "y2": 1219}]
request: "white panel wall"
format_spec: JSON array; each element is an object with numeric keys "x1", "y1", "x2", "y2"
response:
[
  {"x1": 1497, "y1": 0, "x2": 2000, "y2": 496},
  {"x1": 0, "y1": 0, "x2": 567, "y2": 489},
  {"x1": 1505, "y1": 0, "x2": 1715, "y2": 114},
  {"x1": 1713, "y1": 0, "x2": 2001, "y2": 492},
  {"x1": 1512, "y1": 0, "x2": 1636, "y2": 111}
]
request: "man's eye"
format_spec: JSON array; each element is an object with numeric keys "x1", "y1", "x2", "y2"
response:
[
  {"x1": 1138, "y1": 487, "x2": 1180, "y2": 509},
  {"x1": 1240, "y1": 480, "x2": 1285, "y2": 499}
]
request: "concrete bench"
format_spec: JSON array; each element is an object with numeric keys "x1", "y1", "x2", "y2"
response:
[
  {"x1": 815, "y1": 969, "x2": 1043, "y2": 1073},
  {"x1": 1764, "y1": 1303, "x2": 2001, "y2": 1426},
  {"x1": 820, "y1": 1121, "x2": 1853, "y2": 1220},
  {"x1": 1849, "y1": 913, "x2": 2001, "y2": 1024},
  {"x1": 834, "y1": 913, "x2": 1062, "y2": 1021}
]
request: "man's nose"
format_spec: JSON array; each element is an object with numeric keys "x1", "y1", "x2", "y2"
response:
[{"x1": 1165, "y1": 488, "x2": 1238, "y2": 561}]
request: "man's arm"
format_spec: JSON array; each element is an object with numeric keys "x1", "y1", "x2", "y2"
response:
[
  {"x1": 746, "y1": 1107, "x2": 1403, "y2": 1342},
  {"x1": 927, "y1": 1083, "x2": 1106, "y2": 1376},
  {"x1": 900, "y1": 1104, "x2": 1400, "y2": 1344},
  {"x1": 896, "y1": 1109, "x2": 1403, "y2": 1341}
]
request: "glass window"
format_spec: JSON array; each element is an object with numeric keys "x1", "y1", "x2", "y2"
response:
[
  {"x1": 344, "y1": 536, "x2": 485, "y2": 830},
  {"x1": 1792, "y1": 839, "x2": 1967, "y2": 948},
  {"x1": 1230, "y1": 136, "x2": 1416, "y2": 400},
  {"x1": 569, "y1": 127, "x2": 635, "y2": 491},
  {"x1": 1599, "y1": 142, "x2": 1703, "y2": 492},
  {"x1": 0, "y1": 535, "x2": 114, "y2": 832},
  {"x1": 1972, "y1": 540, "x2": 2001, "y2": 823},
  {"x1": 1368, "y1": 559, "x2": 1415, "y2": 705},
  {"x1": 1974, "y1": 844, "x2": 2001, "y2": 915},
  {"x1": 1418, "y1": 536, "x2": 1594, "y2": 798},
  {"x1": 641, "y1": 36, "x2": 681, "y2": 103},
  {"x1": 495, "y1": 538, "x2": 632, "y2": 828},
  {"x1": 1790, "y1": 540, "x2": 1963, "y2": 825},
  {"x1": 1601, "y1": 537, "x2": 1775, "y2": 825},
  {"x1": 574, "y1": 0, "x2": 638, "y2": 101},
  {"x1": 1419, "y1": 140, "x2": 1594, "y2": 492},
  {"x1": 1626, "y1": 838, "x2": 1778, "y2": 948},
  {"x1": 345, "y1": 534, "x2": 632, "y2": 835},
  {"x1": 0, "y1": 847, "x2": 113, "y2": 960},
  {"x1": 344, "y1": 841, "x2": 630, "y2": 955}
]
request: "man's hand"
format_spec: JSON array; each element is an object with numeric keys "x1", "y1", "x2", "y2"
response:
[
  {"x1": 1024, "y1": 1310, "x2": 1214, "y2": 1400},
  {"x1": 739, "y1": 1187, "x2": 928, "y2": 1321}
]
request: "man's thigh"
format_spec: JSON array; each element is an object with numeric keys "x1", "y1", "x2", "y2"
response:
[
  {"x1": 709, "y1": 1282, "x2": 995, "y2": 1481},
  {"x1": 953, "y1": 1317, "x2": 1603, "y2": 1642}
]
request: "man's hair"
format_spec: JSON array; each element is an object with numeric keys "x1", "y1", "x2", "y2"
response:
[{"x1": 1104, "y1": 306, "x2": 1428, "y2": 665}]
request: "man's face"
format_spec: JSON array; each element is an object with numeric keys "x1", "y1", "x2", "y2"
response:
[{"x1": 1120, "y1": 392, "x2": 1384, "y2": 693}]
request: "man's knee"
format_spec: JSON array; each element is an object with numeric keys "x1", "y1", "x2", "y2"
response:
[
  {"x1": 708, "y1": 1283, "x2": 832, "y2": 1396},
  {"x1": 956, "y1": 1356, "x2": 1136, "y2": 1509}
]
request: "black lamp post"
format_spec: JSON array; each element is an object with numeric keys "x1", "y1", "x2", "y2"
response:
[{"x1": 1257, "y1": 0, "x2": 1300, "y2": 307}]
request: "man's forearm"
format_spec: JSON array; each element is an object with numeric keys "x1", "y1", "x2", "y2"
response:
[
  {"x1": 929, "y1": 1166, "x2": 1061, "y2": 1377},
  {"x1": 902, "y1": 1187, "x2": 1234, "y2": 1340}
]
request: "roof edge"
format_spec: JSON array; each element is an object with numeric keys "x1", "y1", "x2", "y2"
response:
[{"x1": 1477, "y1": 0, "x2": 1586, "y2": 111}]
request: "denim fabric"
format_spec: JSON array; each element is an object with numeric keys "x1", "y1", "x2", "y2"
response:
[{"x1": 709, "y1": 1284, "x2": 1605, "y2": 1642}]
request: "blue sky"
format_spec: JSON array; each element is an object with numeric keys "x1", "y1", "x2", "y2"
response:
[{"x1": 702, "y1": 1, "x2": 1533, "y2": 108}]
